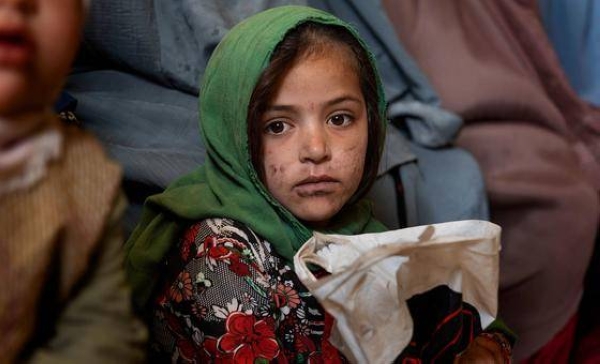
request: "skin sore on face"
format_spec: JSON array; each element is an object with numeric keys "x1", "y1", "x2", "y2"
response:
[{"x1": 268, "y1": 163, "x2": 285, "y2": 177}]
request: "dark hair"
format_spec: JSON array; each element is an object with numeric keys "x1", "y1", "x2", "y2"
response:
[{"x1": 248, "y1": 21, "x2": 383, "y2": 205}]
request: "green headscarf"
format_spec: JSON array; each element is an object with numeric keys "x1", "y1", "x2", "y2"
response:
[{"x1": 125, "y1": 5, "x2": 387, "y2": 310}]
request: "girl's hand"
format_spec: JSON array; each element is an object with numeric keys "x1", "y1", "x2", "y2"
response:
[{"x1": 454, "y1": 332, "x2": 512, "y2": 364}]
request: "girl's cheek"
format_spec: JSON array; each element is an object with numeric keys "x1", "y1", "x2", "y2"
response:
[
  {"x1": 265, "y1": 164, "x2": 286, "y2": 186},
  {"x1": 267, "y1": 164, "x2": 284, "y2": 177},
  {"x1": 343, "y1": 145, "x2": 367, "y2": 167}
]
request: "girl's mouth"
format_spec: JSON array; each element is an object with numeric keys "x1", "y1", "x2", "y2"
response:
[{"x1": 294, "y1": 175, "x2": 339, "y2": 197}]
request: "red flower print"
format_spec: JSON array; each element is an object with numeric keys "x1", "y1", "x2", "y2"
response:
[
  {"x1": 228, "y1": 255, "x2": 251, "y2": 277},
  {"x1": 168, "y1": 271, "x2": 193, "y2": 303},
  {"x1": 181, "y1": 223, "x2": 200, "y2": 261},
  {"x1": 317, "y1": 339, "x2": 345, "y2": 364},
  {"x1": 203, "y1": 336, "x2": 218, "y2": 357},
  {"x1": 273, "y1": 283, "x2": 301, "y2": 309},
  {"x1": 201, "y1": 336, "x2": 234, "y2": 363},
  {"x1": 217, "y1": 312, "x2": 280, "y2": 363},
  {"x1": 176, "y1": 338, "x2": 200, "y2": 363},
  {"x1": 307, "y1": 352, "x2": 324, "y2": 364},
  {"x1": 155, "y1": 292, "x2": 168, "y2": 308},
  {"x1": 192, "y1": 302, "x2": 208, "y2": 320},
  {"x1": 317, "y1": 310, "x2": 345, "y2": 363},
  {"x1": 164, "y1": 311, "x2": 184, "y2": 337},
  {"x1": 295, "y1": 334, "x2": 316, "y2": 354},
  {"x1": 202, "y1": 236, "x2": 233, "y2": 260}
]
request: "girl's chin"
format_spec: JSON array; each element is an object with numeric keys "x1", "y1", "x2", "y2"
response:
[
  {"x1": 294, "y1": 206, "x2": 342, "y2": 229},
  {"x1": 302, "y1": 219, "x2": 331, "y2": 230}
]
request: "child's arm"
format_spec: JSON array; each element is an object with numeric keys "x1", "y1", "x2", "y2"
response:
[
  {"x1": 27, "y1": 194, "x2": 147, "y2": 364},
  {"x1": 149, "y1": 218, "x2": 339, "y2": 363}
]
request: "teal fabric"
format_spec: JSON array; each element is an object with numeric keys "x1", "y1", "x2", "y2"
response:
[{"x1": 125, "y1": 6, "x2": 387, "y2": 310}]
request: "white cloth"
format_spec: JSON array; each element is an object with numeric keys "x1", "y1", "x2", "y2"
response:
[
  {"x1": 0, "y1": 113, "x2": 62, "y2": 196},
  {"x1": 294, "y1": 220, "x2": 501, "y2": 364}
]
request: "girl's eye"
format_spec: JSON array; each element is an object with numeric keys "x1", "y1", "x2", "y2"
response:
[
  {"x1": 328, "y1": 114, "x2": 353, "y2": 127},
  {"x1": 264, "y1": 120, "x2": 289, "y2": 135}
]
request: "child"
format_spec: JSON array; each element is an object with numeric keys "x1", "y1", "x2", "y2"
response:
[
  {"x1": 0, "y1": 0, "x2": 145, "y2": 362},
  {"x1": 126, "y1": 6, "x2": 512, "y2": 362}
]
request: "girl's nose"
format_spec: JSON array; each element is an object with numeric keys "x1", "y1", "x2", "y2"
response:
[{"x1": 299, "y1": 125, "x2": 331, "y2": 164}]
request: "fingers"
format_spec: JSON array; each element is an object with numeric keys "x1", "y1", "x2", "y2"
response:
[{"x1": 455, "y1": 333, "x2": 512, "y2": 364}]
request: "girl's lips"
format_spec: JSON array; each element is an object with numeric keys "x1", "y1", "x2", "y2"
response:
[
  {"x1": 0, "y1": 30, "x2": 33, "y2": 67},
  {"x1": 294, "y1": 176, "x2": 339, "y2": 197},
  {"x1": 295, "y1": 181, "x2": 338, "y2": 197}
]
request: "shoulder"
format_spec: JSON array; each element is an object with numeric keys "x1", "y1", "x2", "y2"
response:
[
  {"x1": 59, "y1": 122, "x2": 121, "y2": 185},
  {"x1": 179, "y1": 218, "x2": 281, "y2": 271},
  {"x1": 54, "y1": 122, "x2": 123, "y2": 257},
  {"x1": 57, "y1": 122, "x2": 122, "y2": 222}
]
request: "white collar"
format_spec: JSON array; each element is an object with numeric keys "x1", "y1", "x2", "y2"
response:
[{"x1": 0, "y1": 111, "x2": 63, "y2": 196}]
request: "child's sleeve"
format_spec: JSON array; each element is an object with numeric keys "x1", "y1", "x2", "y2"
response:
[{"x1": 149, "y1": 219, "x2": 283, "y2": 362}]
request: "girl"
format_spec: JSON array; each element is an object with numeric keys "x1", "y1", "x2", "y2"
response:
[{"x1": 126, "y1": 6, "x2": 511, "y2": 363}]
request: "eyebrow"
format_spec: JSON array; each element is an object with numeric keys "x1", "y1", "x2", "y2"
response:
[
  {"x1": 265, "y1": 95, "x2": 363, "y2": 113},
  {"x1": 325, "y1": 95, "x2": 363, "y2": 108}
]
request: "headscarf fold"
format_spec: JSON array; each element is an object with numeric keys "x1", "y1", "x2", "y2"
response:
[{"x1": 125, "y1": 5, "x2": 387, "y2": 310}]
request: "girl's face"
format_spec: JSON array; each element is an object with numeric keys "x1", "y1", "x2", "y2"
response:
[
  {"x1": 0, "y1": 0, "x2": 83, "y2": 117},
  {"x1": 260, "y1": 51, "x2": 368, "y2": 228}
]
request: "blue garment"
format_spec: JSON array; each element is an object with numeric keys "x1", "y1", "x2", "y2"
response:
[
  {"x1": 539, "y1": 0, "x2": 600, "y2": 106},
  {"x1": 53, "y1": 91, "x2": 78, "y2": 114}
]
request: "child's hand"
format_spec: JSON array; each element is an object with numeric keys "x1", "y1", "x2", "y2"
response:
[{"x1": 454, "y1": 332, "x2": 512, "y2": 364}]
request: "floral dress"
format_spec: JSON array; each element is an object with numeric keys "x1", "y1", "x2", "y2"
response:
[
  {"x1": 149, "y1": 218, "x2": 488, "y2": 363},
  {"x1": 150, "y1": 217, "x2": 347, "y2": 363}
]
